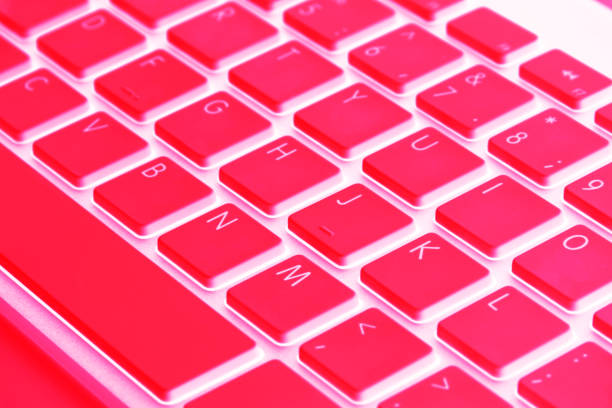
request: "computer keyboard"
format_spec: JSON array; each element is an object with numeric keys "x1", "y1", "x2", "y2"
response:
[{"x1": 0, "y1": 0, "x2": 610, "y2": 407}]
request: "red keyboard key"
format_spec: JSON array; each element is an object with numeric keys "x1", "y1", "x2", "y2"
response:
[
  {"x1": 300, "y1": 308, "x2": 433, "y2": 403},
  {"x1": 518, "y1": 342, "x2": 612, "y2": 408},
  {"x1": 229, "y1": 41, "x2": 343, "y2": 114},
  {"x1": 227, "y1": 255, "x2": 358, "y2": 344},
  {"x1": 288, "y1": 184, "x2": 415, "y2": 267},
  {"x1": 0, "y1": 0, "x2": 86, "y2": 37},
  {"x1": 158, "y1": 203, "x2": 283, "y2": 290},
  {"x1": 564, "y1": 162, "x2": 612, "y2": 231},
  {"x1": 186, "y1": 360, "x2": 339, "y2": 408},
  {"x1": 363, "y1": 127, "x2": 485, "y2": 208},
  {"x1": 33, "y1": 112, "x2": 149, "y2": 188},
  {"x1": 595, "y1": 102, "x2": 612, "y2": 134},
  {"x1": 489, "y1": 109, "x2": 610, "y2": 187},
  {"x1": 438, "y1": 286, "x2": 571, "y2": 378},
  {"x1": 513, "y1": 225, "x2": 612, "y2": 312},
  {"x1": 111, "y1": 0, "x2": 208, "y2": 28},
  {"x1": 0, "y1": 68, "x2": 87, "y2": 142},
  {"x1": 94, "y1": 49, "x2": 207, "y2": 122},
  {"x1": 391, "y1": 0, "x2": 463, "y2": 21},
  {"x1": 37, "y1": 10, "x2": 146, "y2": 79},
  {"x1": 94, "y1": 157, "x2": 214, "y2": 237},
  {"x1": 362, "y1": 233, "x2": 490, "y2": 322},
  {"x1": 0, "y1": 143, "x2": 260, "y2": 404},
  {"x1": 0, "y1": 312, "x2": 106, "y2": 407},
  {"x1": 168, "y1": 3, "x2": 278, "y2": 70},
  {"x1": 155, "y1": 91, "x2": 272, "y2": 168},
  {"x1": 417, "y1": 65, "x2": 534, "y2": 139},
  {"x1": 349, "y1": 24, "x2": 462, "y2": 94},
  {"x1": 0, "y1": 35, "x2": 29, "y2": 82},
  {"x1": 380, "y1": 366, "x2": 512, "y2": 408},
  {"x1": 447, "y1": 7, "x2": 537, "y2": 64},
  {"x1": 219, "y1": 136, "x2": 341, "y2": 216},
  {"x1": 520, "y1": 49, "x2": 612, "y2": 110},
  {"x1": 436, "y1": 175, "x2": 562, "y2": 259},
  {"x1": 294, "y1": 83, "x2": 413, "y2": 159},
  {"x1": 246, "y1": 0, "x2": 287, "y2": 11},
  {"x1": 593, "y1": 303, "x2": 612, "y2": 341},
  {"x1": 284, "y1": 0, "x2": 394, "y2": 51}
]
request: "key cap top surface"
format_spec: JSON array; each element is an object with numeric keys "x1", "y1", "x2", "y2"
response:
[
  {"x1": 513, "y1": 225, "x2": 612, "y2": 311},
  {"x1": 94, "y1": 157, "x2": 214, "y2": 236},
  {"x1": 447, "y1": 7, "x2": 537, "y2": 64},
  {"x1": 0, "y1": 0, "x2": 87, "y2": 37},
  {"x1": 438, "y1": 286, "x2": 571, "y2": 378},
  {"x1": 519, "y1": 49, "x2": 612, "y2": 110},
  {"x1": 300, "y1": 308, "x2": 433, "y2": 403},
  {"x1": 186, "y1": 360, "x2": 340, "y2": 408},
  {"x1": 564, "y1": 162, "x2": 612, "y2": 231},
  {"x1": 294, "y1": 83, "x2": 413, "y2": 159},
  {"x1": 518, "y1": 342, "x2": 612, "y2": 408},
  {"x1": 111, "y1": 0, "x2": 208, "y2": 28},
  {"x1": 0, "y1": 68, "x2": 87, "y2": 142},
  {"x1": 593, "y1": 303, "x2": 612, "y2": 341},
  {"x1": 37, "y1": 9, "x2": 146, "y2": 78},
  {"x1": 379, "y1": 366, "x2": 512, "y2": 408},
  {"x1": 227, "y1": 255, "x2": 357, "y2": 344},
  {"x1": 436, "y1": 175, "x2": 562, "y2": 259},
  {"x1": 168, "y1": 2, "x2": 278, "y2": 70},
  {"x1": 158, "y1": 203, "x2": 283, "y2": 290},
  {"x1": 33, "y1": 111, "x2": 149, "y2": 188}
]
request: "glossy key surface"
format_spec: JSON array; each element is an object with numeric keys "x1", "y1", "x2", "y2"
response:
[
  {"x1": 219, "y1": 136, "x2": 341, "y2": 216},
  {"x1": 379, "y1": 366, "x2": 512, "y2": 408},
  {"x1": 156, "y1": 91, "x2": 272, "y2": 168},
  {"x1": 94, "y1": 157, "x2": 214, "y2": 236},
  {"x1": 186, "y1": 360, "x2": 339, "y2": 408},
  {"x1": 447, "y1": 7, "x2": 537, "y2": 64},
  {"x1": 362, "y1": 233, "x2": 490, "y2": 322},
  {"x1": 33, "y1": 111, "x2": 149, "y2": 188},
  {"x1": 564, "y1": 162, "x2": 612, "y2": 231},
  {"x1": 391, "y1": 0, "x2": 463, "y2": 21},
  {"x1": 0, "y1": 0, "x2": 86, "y2": 37},
  {"x1": 300, "y1": 308, "x2": 433, "y2": 403},
  {"x1": 0, "y1": 68, "x2": 87, "y2": 142},
  {"x1": 593, "y1": 303, "x2": 612, "y2": 341},
  {"x1": 518, "y1": 342, "x2": 612, "y2": 408},
  {"x1": 349, "y1": 24, "x2": 462, "y2": 94},
  {"x1": 158, "y1": 203, "x2": 283, "y2": 290},
  {"x1": 0, "y1": 310, "x2": 107, "y2": 407},
  {"x1": 0, "y1": 143, "x2": 259, "y2": 404},
  {"x1": 513, "y1": 225, "x2": 612, "y2": 311},
  {"x1": 363, "y1": 127, "x2": 485, "y2": 208},
  {"x1": 38, "y1": 9, "x2": 146, "y2": 78},
  {"x1": 111, "y1": 0, "x2": 208, "y2": 28},
  {"x1": 417, "y1": 65, "x2": 534, "y2": 139},
  {"x1": 595, "y1": 102, "x2": 612, "y2": 133},
  {"x1": 520, "y1": 49, "x2": 612, "y2": 109},
  {"x1": 0, "y1": 35, "x2": 29, "y2": 81},
  {"x1": 294, "y1": 83, "x2": 413, "y2": 159},
  {"x1": 436, "y1": 175, "x2": 562, "y2": 259},
  {"x1": 94, "y1": 49, "x2": 207, "y2": 122},
  {"x1": 168, "y1": 2, "x2": 278, "y2": 70},
  {"x1": 284, "y1": 0, "x2": 394, "y2": 51},
  {"x1": 489, "y1": 108, "x2": 610, "y2": 187},
  {"x1": 438, "y1": 286, "x2": 571, "y2": 378},
  {"x1": 229, "y1": 41, "x2": 343, "y2": 113},
  {"x1": 289, "y1": 184, "x2": 415, "y2": 267},
  {"x1": 227, "y1": 255, "x2": 357, "y2": 344}
]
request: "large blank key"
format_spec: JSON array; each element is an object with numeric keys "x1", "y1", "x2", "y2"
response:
[{"x1": 0, "y1": 144, "x2": 259, "y2": 404}]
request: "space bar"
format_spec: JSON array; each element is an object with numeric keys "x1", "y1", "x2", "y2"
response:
[{"x1": 0, "y1": 145, "x2": 259, "y2": 404}]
